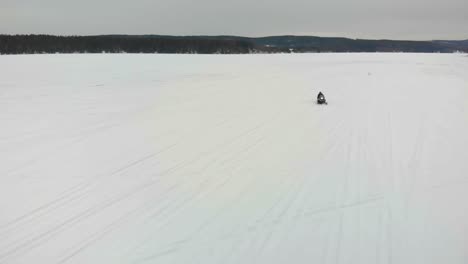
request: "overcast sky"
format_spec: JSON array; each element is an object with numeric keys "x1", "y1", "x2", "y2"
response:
[{"x1": 1, "y1": 0, "x2": 467, "y2": 40}]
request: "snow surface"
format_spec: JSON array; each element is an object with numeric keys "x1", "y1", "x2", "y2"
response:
[{"x1": 1, "y1": 53, "x2": 468, "y2": 264}]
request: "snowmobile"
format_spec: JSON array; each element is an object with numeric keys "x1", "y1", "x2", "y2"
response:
[{"x1": 317, "y1": 92, "x2": 327, "y2": 105}]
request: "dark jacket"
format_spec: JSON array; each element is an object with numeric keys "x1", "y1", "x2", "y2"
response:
[{"x1": 317, "y1": 92, "x2": 324, "y2": 100}]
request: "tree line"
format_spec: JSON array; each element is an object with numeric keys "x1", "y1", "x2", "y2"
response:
[
  {"x1": 1, "y1": 34, "x2": 466, "y2": 55},
  {"x1": 0, "y1": 35, "x2": 259, "y2": 54}
]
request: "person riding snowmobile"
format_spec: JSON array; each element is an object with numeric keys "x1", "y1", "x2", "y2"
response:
[{"x1": 317, "y1": 91, "x2": 327, "y2": 104}]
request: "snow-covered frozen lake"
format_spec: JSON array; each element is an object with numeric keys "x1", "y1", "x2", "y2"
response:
[{"x1": 1, "y1": 53, "x2": 467, "y2": 264}]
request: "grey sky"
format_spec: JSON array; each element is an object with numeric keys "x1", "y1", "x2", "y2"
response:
[{"x1": 1, "y1": 0, "x2": 467, "y2": 40}]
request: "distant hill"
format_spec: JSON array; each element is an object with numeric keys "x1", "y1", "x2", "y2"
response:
[
  {"x1": 432, "y1": 40, "x2": 468, "y2": 51},
  {"x1": 252, "y1": 36, "x2": 468, "y2": 53},
  {"x1": 1, "y1": 34, "x2": 467, "y2": 54}
]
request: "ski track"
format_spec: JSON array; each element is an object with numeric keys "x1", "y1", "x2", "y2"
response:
[{"x1": 1, "y1": 53, "x2": 468, "y2": 264}]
